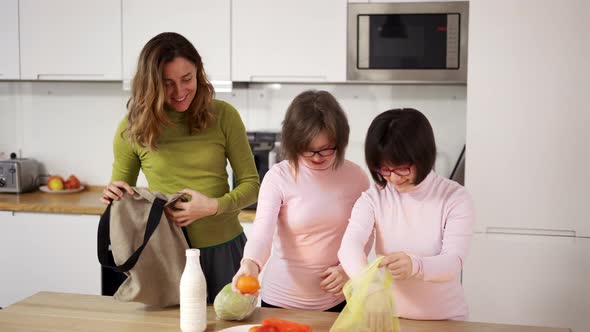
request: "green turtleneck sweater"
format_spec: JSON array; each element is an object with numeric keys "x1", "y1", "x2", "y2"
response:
[{"x1": 111, "y1": 100, "x2": 260, "y2": 248}]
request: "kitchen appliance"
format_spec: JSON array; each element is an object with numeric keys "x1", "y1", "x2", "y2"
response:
[
  {"x1": 235, "y1": 131, "x2": 282, "y2": 210},
  {"x1": 450, "y1": 144, "x2": 465, "y2": 186},
  {"x1": 348, "y1": 1, "x2": 469, "y2": 83},
  {"x1": 0, "y1": 158, "x2": 41, "y2": 193}
]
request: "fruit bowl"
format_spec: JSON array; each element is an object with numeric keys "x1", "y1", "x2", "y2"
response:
[
  {"x1": 42, "y1": 174, "x2": 84, "y2": 193},
  {"x1": 39, "y1": 185, "x2": 86, "y2": 194}
]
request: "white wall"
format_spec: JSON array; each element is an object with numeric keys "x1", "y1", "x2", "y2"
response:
[
  {"x1": 0, "y1": 83, "x2": 20, "y2": 160},
  {"x1": 0, "y1": 82, "x2": 466, "y2": 186}
]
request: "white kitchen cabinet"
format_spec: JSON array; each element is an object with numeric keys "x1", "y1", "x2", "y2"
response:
[
  {"x1": 464, "y1": 2, "x2": 589, "y2": 331},
  {"x1": 0, "y1": 212, "x2": 101, "y2": 308},
  {"x1": 19, "y1": 0, "x2": 121, "y2": 81},
  {"x1": 122, "y1": 0, "x2": 230, "y2": 86},
  {"x1": 232, "y1": 0, "x2": 347, "y2": 82},
  {"x1": 0, "y1": 0, "x2": 20, "y2": 80},
  {"x1": 463, "y1": 233, "x2": 589, "y2": 332},
  {"x1": 466, "y1": 0, "x2": 590, "y2": 237}
]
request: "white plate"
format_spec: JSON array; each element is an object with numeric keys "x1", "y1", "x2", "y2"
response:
[
  {"x1": 39, "y1": 185, "x2": 86, "y2": 194},
  {"x1": 218, "y1": 324, "x2": 259, "y2": 332}
]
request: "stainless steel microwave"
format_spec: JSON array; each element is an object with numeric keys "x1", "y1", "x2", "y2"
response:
[{"x1": 347, "y1": 1, "x2": 469, "y2": 84}]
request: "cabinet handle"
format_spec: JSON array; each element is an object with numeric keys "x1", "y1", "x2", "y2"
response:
[
  {"x1": 37, "y1": 74, "x2": 105, "y2": 80},
  {"x1": 486, "y1": 227, "x2": 576, "y2": 237},
  {"x1": 249, "y1": 75, "x2": 327, "y2": 82}
]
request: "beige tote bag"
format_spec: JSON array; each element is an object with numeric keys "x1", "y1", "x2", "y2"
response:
[{"x1": 97, "y1": 187, "x2": 190, "y2": 307}]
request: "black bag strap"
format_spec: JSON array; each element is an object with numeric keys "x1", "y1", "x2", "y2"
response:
[{"x1": 97, "y1": 197, "x2": 167, "y2": 273}]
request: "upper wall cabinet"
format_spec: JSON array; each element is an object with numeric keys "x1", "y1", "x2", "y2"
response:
[
  {"x1": 0, "y1": 0, "x2": 20, "y2": 80},
  {"x1": 232, "y1": 0, "x2": 347, "y2": 82},
  {"x1": 122, "y1": 0, "x2": 231, "y2": 85},
  {"x1": 19, "y1": 0, "x2": 121, "y2": 81}
]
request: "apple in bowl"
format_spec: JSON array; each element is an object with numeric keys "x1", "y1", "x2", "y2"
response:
[
  {"x1": 64, "y1": 175, "x2": 81, "y2": 190},
  {"x1": 46, "y1": 175, "x2": 81, "y2": 191},
  {"x1": 46, "y1": 176, "x2": 65, "y2": 191}
]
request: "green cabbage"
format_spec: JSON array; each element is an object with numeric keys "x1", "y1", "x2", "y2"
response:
[{"x1": 213, "y1": 283, "x2": 258, "y2": 321}]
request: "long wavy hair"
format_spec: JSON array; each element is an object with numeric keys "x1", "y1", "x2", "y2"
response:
[{"x1": 124, "y1": 32, "x2": 215, "y2": 149}]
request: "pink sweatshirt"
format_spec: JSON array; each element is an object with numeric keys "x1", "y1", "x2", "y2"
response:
[
  {"x1": 243, "y1": 159, "x2": 370, "y2": 310},
  {"x1": 339, "y1": 171, "x2": 475, "y2": 320}
]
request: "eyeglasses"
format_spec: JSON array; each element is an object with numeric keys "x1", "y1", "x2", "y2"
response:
[
  {"x1": 301, "y1": 147, "x2": 337, "y2": 158},
  {"x1": 375, "y1": 166, "x2": 411, "y2": 177}
]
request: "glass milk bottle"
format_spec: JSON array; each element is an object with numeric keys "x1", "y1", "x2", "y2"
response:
[{"x1": 180, "y1": 249, "x2": 207, "y2": 332}]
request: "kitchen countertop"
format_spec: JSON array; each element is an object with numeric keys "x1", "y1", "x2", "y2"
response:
[
  {"x1": 0, "y1": 292, "x2": 570, "y2": 332},
  {"x1": 0, "y1": 186, "x2": 256, "y2": 222}
]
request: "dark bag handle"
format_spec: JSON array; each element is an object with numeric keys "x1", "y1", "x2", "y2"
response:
[{"x1": 97, "y1": 197, "x2": 167, "y2": 273}]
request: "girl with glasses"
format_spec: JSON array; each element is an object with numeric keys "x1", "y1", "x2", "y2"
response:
[
  {"x1": 339, "y1": 108, "x2": 475, "y2": 320},
  {"x1": 231, "y1": 90, "x2": 370, "y2": 312}
]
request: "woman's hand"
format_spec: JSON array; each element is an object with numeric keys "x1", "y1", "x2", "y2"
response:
[
  {"x1": 319, "y1": 265, "x2": 349, "y2": 295},
  {"x1": 379, "y1": 252, "x2": 413, "y2": 280},
  {"x1": 100, "y1": 181, "x2": 134, "y2": 204},
  {"x1": 165, "y1": 189, "x2": 219, "y2": 227},
  {"x1": 231, "y1": 259, "x2": 260, "y2": 295}
]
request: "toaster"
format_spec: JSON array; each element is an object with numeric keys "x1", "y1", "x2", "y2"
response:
[{"x1": 0, "y1": 158, "x2": 41, "y2": 193}]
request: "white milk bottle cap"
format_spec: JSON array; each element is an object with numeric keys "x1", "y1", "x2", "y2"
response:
[{"x1": 185, "y1": 249, "x2": 200, "y2": 257}]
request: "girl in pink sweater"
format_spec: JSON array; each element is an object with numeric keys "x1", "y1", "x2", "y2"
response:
[
  {"x1": 339, "y1": 108, "x2": 475, "y2": 320},
  {"x1": 231, "y1": 90, "x2": 370, "y2": 311}
]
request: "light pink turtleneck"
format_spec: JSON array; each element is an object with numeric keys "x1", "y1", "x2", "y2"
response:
[
  {"x1": 339, "y1": 171, "x2": 475, "y2": 320},
  {"x1": 243, "y1": 159, "x2": 370, "y2": 310}
]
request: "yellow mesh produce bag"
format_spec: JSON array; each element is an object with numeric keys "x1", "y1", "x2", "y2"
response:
[{"x1": 330, "y1": 256, "x2": 401, "y2": 332}]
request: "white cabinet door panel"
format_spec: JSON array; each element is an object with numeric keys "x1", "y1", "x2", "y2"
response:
[
  {"x1": 463, "y1": 233, "x2": 589, "y2": 332},
  {"x1": 232, "y1": 0, "x2": 347, "y2": 82},
  {"x1": 0, "y1": 212, "x2": 101, "y2": 308},
  {"x1": 0, "y1": 0, "x2": 19, "y2": 80},
  {"x1": 122, "y1": 0, "x2": 230, "y2": 83},
  {"x1": 466, "y1": 0, "x2": 590, "y2": 237},
  {"x1": 19, "y1": 0, "x2": 121, "y2": 80}
]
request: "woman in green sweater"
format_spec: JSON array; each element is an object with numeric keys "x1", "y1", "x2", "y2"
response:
[{"x1": 100, "y1": 32, "x2": 260, "y2": 302}]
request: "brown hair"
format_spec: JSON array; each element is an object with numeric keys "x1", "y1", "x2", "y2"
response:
[
  {"x1": 281, "y1": 90, "x2": 350, "y2": 173},
  {"x1": 365, "y1": 108, "x2": 436, "y2": 188},
  {"x1": 124, "y1": 32, "x2": 215, "y2": 149}
]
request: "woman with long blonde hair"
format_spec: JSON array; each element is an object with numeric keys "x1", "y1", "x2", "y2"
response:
[{"x1": 101, "y1": 32, "x2": 260, "y2": 302}]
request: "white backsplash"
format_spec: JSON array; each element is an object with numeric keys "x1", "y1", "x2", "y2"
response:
[
  {"x1": 0, "y1": 81, "x2": 466, "y2": 186},
  {"x1": 0, "y1": 83, "x2": 21, "y2": 159}
]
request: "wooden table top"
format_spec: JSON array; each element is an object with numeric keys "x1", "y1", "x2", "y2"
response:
[
  {"x1": 0, "y1": 292, "x2": 570, "y2": 332},
  {"x1": 0, "y1": 186, "x2": 256, "y2": 222}
]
